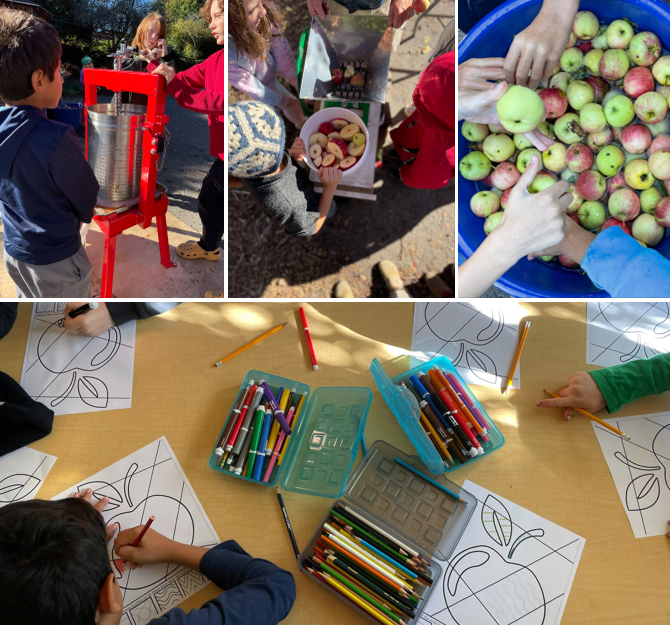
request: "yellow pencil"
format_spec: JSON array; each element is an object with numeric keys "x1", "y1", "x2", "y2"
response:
[
  {"x1": 266, "y1": 388, "x2": 290, "y2": 455},
  {"x1": 215, "y1": 323, "x2": 286, "y2": 367},
  {"x1": 542, "y1": 390, "x2": 631, "y2": 440},
  {"x1": 503, "y1": 321, "x2": 530, "y2": 394},
  {"x1": 278, "y1": 393, "x2": 306, "y2": 466}
]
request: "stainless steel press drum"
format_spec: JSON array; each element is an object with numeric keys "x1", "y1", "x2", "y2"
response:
[{"x1": 87, "y1": 103, "x2": 146, "y2": 203}]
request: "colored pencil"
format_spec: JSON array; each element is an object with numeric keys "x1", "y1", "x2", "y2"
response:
[
  {"x1": 543, "y1": 389, "x2": 631, "y2": 440},
  {"x1": 131, "y1": 516, "x2": 155, "y2": 547},
  {"x1": 215, "y1": 323, "x2": 286, "y2": 367},
  {"x1": 393, "y1": 457, "x2": 466, "y2": 504},
  {"x1": 504, "y1": 320, "x2": 530, "y2": 394},
  {"x1": 299, "y1": 307, "x2": 319, "y2": 370},
  {"x1": 215, "y1": 380, "x2": 253, "y2": 455}
]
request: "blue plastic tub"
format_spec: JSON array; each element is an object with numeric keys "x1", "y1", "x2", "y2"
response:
[
  {"x1": 54, "y1": 103, "x2": 83, "y2": 131},
  {"x1": 459, "y1": 0, "x2": 670, "y2": 298}
]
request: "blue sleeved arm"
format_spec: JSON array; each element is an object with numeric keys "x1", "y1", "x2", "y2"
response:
[
  {"x1": 50, "y1": 128, "x2": 99, "y2": 223},
  {"x1": 581, "y1": 227, "x2": 670, "y2": 297},
  {"x1": 106, "y1": 303, "x2": 181, "y2": 326},
  {"x1": 149, "y1": 541, "x2": 296, "y2": 625}
]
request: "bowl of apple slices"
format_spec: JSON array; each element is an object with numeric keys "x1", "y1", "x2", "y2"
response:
[{"x1": 299, "y1": 107, "x2": 370, "y2": 177}]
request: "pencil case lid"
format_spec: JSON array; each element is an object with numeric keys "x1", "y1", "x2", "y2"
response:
[
  {"x1": 343, "y1": 439, "x2": 476, "y2": 561},
  {"x1": 280, "y1": 386, "x2": 373, "y2": 499},
  {"x1": 370, "y1": 358, "x2": 445, "y2": 474}
]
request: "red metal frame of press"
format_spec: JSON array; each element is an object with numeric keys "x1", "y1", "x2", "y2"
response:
[{"x1": 83, "y1": 69, "x2": 176, "y2": 298}]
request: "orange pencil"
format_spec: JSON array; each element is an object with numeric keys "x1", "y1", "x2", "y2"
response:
[
  {"x1": 215, "y1": 323, "x2": 286, "y2": 367},
  {"x1": 503, "y1": 321, "x2": 530, "y2": 394}
]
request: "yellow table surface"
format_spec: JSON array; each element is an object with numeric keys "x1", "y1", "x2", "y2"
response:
[{"x1": 3, "y1": 301, "x2": 669, "y2": 625}]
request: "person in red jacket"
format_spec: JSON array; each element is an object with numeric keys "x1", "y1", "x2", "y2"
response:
[
  {"x1": 389, "y1": 50, "x2": 455, "y2": 189},
  {"x1": 151, "y1": 0, "x2": 224, "y2": 263}
]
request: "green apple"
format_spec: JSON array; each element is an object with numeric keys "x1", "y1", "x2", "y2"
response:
[
  {"x1": 513, "y1": 134, "x2": 533, "y2": 150},
  {"x1": 517, "y1": 148, "x2": 542, "y2": 173},
  {"x1": 470, "y1": 191, "x2": 500, "y2": 218},
  {"x1": 496, "y1": 85, "x2": 545, "y2": 134},
  {"x1": 640, "y1": 186, "x2": 663, "y2": 213},
  {"x1": 536, "y1": 121, "x2": 555, "y2": 139},
  {"x1": 599, "y1": 49, "x2": 630, "y2": 80},
  {"x1": 624, "y1": 158, "x2": 656, "y2": 190},
  {"x1": 580, "y1": 103, "x2": 606, "y2": 133},
  {"x1": 632, "y1": 212, "x2": 665, "y2": 245},
  {"x1": 352, "y1": 133, "x2": 366, "y2": 147},
  {"x1": 567, "y1": 80, "x2": 595, "y2": 111},
  {"x1": 483, "y1": 133, "x2": 515, "y2": 162},
  {"x1": 459, "y1": 151, "x2": 492, "y2": 181},
  {"x1": 573, "y1": 10, "x2": 600, "y2": 40},
  {"x1": 606, "y1": 20, "x2": 634, "y2": 49},
  {"x1": 549, "y1": 72, "x2": 570, "y2": 93},
  {"x1": 578, "y1": 201, "x2": 607, "y2": 230},
  {"x1": 591, "y1": 25, "x2": 609, "y2": 50},
  {"x1": 596, "y1": 144, "x2": 625, "y2": 176},
  {"x1": 542, "y1": 143, "x2": 567, "y2": 172},
  {"x1": 652, "y1": 56, "x2": 670, "y2": 86},
  {"x1": 529, "y1": 171, "x2": 557, "y2": 193},
  {"x1": 484, "y1": 211, "x2": 504, "y2": 235},
  {"x1": 604, "y1": 95, "x2": 635, "y2": 128},
  {"x1": 554, "y1": 113, "x2": 583, "y2": 144},
  {"x1": 584, "y1": 49, "x2": 604, "y2": 76},
  {"x1": 560, "y1": 47, "x2": 583, "y2": 73}
]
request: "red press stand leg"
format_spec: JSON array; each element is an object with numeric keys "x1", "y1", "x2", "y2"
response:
[
  {"x1": 156, "y1": 213, "x2": 176, "y2": 269},
  {"x1": 101, "y1": 233, "x2": 117, "y2": 298}
]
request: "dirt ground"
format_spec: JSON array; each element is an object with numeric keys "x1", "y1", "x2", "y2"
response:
[{"x1": 228, "y1": 0, "x2": 455, "y2": 298}]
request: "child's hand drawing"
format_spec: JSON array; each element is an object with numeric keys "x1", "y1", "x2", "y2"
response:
[
  {"x1": 289, "y1": 137, "x2": 307, "y2": 162},
  {"x1": 535, "y1": 371, "x2": 606, "y2": 420},
  {"x1": 63, "y1": 302, "x2": 115, "y2": 337},
  {"x1": 73, "y1": 488, "x2": 119, "y2": 543},
  {"x1": 115, "y1": 526, "x2": 172, "y2": 569}
]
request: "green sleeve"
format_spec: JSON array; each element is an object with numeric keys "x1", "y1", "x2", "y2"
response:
[{"x1": 588, "y1": 353, "x2": 670, "y2": 413}]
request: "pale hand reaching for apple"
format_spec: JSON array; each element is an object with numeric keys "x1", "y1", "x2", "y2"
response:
[
  {"x1": 534, "y1": 371, "x2": 606, "y2": 420},
  {"x1": 388, "y1": 0, "x2": 415, "y2": 29},
  {"x1": 458, "y1": 78, "x2": 554, "y2": 151},
  {"x1": 503, "y1": 0, "x2": 580, "y2": 89},
  {"x1": 526, "y1": 214, "x2": 596, "y2": 263},
  {"x1": 289, "y1": 137, "x2": 307, "y2": 162},
  {"x1": 306, "y1": 0, "x2": 329, "y2": 17}
]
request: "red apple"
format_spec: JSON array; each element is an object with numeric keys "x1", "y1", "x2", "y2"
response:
[
  {"x1": 607, "y1": 171, "x2": 627, "y2": 195},
  {"x1": 655, "y1": 196, "x2": 670, "y2": 227},
  {"x1": 632, "y1": 213, "x2": 666, "y2": 246},
  {"x1": 577, "y1": 170, "x2": 606, "y2": 200},
  {"x1": 566, "y1": 144, "x2": 594, "y2": 173},
  {"x1": 500, "y1": 188, "x2": 512, "y2": 208},
  {"x1": 539, "y1": 88, "x2": 568, "y2": 118},
  {"x1": 634, "y1": 91, "x2": 668, "y2": 124},
  {"x1": 620, "y1": 124, "x2": 652, "y2": 154},
  {"x1": 331, "y1": 118, "x2": 348, "y2": 130},
  {"x1": 584, "y1": 76, "x2": 607, "y2": 103},
  {"x1": 412, "y1": 0, "x2": 430, "y2": 13},
  {"x1": 566, "y1": 183, "x2": 584, "y2": 214},
  {"x1": 608, "y1": 188, "x2": 641, "y2": 221},
  {"x1": 326, "y1": 138, "x2": 348, "y2": 160},
  {"x1": 558, "y1": 254, "x2": 580, "y2": 268},
  {"x1": 490, "y1": 161, "x2": 521, "y2": 190},
  {"x1": 601, "y1": 217, "x2": 633, "y2": 234},
  {"x1": 319, "y1": 122, "x2": 335, "y2": 135},
  {"x1": 568, "y1": 213, "x2": 581, "y2": 224},
  {"x1": 331, "y1": 68, "x2": 343, "y2": 85},
  {"x1": 578, "y1": 41, "x2": 593, "y2": 53},
  {"x1": 339, "y1": 155, "x2": 358, "y2": 171},
  {"x1": 587, "y1": 127, "x2": 613, "y2": 150},
  {"x1": 623, "y1": 66, "x2": 655, "y2": 99},
  {"x1": 648, "y1": 133, "x2": 670, "y2": 156},
  {"x1": 481, "y1": 173, "x2": 494, "y2": 188}
]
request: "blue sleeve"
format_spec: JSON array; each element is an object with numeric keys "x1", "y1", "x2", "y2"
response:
[
  {"x1": 149, "y1": 541, "x2": 296, "y2": 625},
  {"x1": 581, "y1": 227, "x2": 670, "y2": 297},
  {"x1": 0, "y1": 303, "x2": 18, "y2": 340},
  {"x1": 50, "y1": 128, "x2": 99, "y2": 223}
]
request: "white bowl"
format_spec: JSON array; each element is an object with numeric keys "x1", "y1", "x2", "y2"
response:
[{"x1": 299, "y1": 107, "x2": 370, "y2": 178}]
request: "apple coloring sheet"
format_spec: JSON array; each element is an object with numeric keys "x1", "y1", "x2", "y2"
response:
[
  {"x1": 20, "y1": 302, "x2": 136, "y2": 416},
  {"x1": 411, "y1": 302, "x2": 521, "y2": 389},
  {"x1": 592, "y1": 411, "x2": 670, "y2": 538},
  {"x1": 419, "y1": 481, "x2": 585, "y2": 625},
  {"x1": 586, "y1": 302, "x2": 670, "y2": 367},
  {"x1": 52, "y1": 437, "x2": 220, "y2": 625},
  {"x1": 0, "y1": 446, "x2": 57, "y2": 507}
]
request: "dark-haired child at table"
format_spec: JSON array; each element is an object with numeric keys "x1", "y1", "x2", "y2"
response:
[{"x1": 0, "y1": 490, "x2": 296, "y2": 625}]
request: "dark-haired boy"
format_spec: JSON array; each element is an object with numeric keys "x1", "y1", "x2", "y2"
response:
[
  {"x1": 0, "y1": 490, "x2": 297, "y2": 625},
  {"x1": 0, "y1": 8, "x2": 99, "y2": 297}
]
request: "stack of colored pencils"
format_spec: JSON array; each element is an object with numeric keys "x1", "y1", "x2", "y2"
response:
[
  {"x1": 214, "y1": 379, "x2": 306, "y2": 482},
  {"x1": 303, "y1": 503, "x2": 434, "y2": 625},
  {"x1": 401, "y1": 366, "x2": 491, "y2": 468}
]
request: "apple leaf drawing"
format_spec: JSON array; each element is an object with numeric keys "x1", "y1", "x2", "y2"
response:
[
  {"x1": 625, "y1": 473, "x2": 660, "y2": 512},
  {"x1": 481, "y1": 495, "x2": 513, "y2": 547}
]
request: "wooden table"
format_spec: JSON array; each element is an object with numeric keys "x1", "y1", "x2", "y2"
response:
[{"x1": 3, "y1": 302, "x2": 669, "y2": 625}]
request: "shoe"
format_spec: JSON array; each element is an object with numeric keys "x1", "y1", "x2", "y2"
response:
[
  {"x1": 334, "y1": 280, "x2": 355, "y2": 298},
  {"x1": 205, "y1": 291, "x2": 224, "y2": 298},
  {"x1": 378, "y1": 260, "x2": 409, "y2": 298},
  {"x1": 425, "y1": 273, "x2": 455, "y2": 298},
  {"x1": 176, "y1": 241, "x2": 220, "y2": 261}
]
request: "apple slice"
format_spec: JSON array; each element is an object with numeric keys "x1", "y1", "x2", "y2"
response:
[
  {"x1": 322, "y1": 154, "x2": 336, "y2": 167},
  {"x1": 340, "y1": 123, "x2": 361, "y2": 141},
  {"x1": 313, "y1": 155, "x2": 322, "y2": 167},
  {"x1": 309, "y1": 132, "x2": 328, "y2": 148},
  {"x1": 326, "y1": 138, "x2": 348, "y2": 161},
  {"x1": 331, "y1": 118, "x2": 348, "y2": 130},
  {"x1": 339, "y1": 155, "x2": 357, "y2": 171},
  {"x1": 319, "y1": 122, "x2": 335, "y2": 135},
  {"x1": 350, "y1": 73, "x2": 365, "y2": 87},
  {"x1": 327, "y1": 131, "x2": 342, "y2": 140},
  {"x1": 348, "y1": 141, "x2": 365, "y2": 157},
  {"x1": 309, "y1": 143, "x2": 323, "y2": 159}
]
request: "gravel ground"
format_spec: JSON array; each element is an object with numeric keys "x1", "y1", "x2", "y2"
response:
[{"x1": 228, "y1": 0, "x2": 455, "y2": 298}]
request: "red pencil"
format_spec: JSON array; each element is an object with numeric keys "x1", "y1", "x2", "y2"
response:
[
  {"x1": 299, "y1": 307, "x2": 318, "y2": 371},
  {"x1": 131, "y1": 516, "x2": 155, "y2": 547}
]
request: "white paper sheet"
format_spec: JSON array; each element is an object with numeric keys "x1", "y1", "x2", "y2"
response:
[
  {"x1": 52, "y1": 437, "x2": 220, "y2": 625},
  {"x1": 20, "y1": 302, "x2": 136, "y2": 416},
  {"x1": 419, "y1": 481, "x2": 585, "y2": 625},
  {"x1": 411, "y1": 302, "x2": 521, "y2": 389},
  {"x1": 586, "y1": 302, "x2": 670, "y2": 367},
  {"x1": 0, "y1": 446, "x2": 57, "y2": 507},
  {"x1": 592, "y1": 411, "x2": 670, "y2": 538}
]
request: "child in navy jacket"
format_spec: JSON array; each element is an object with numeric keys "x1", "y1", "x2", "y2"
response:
[
  {"x1": 0, "y1": 9, "x2": 99, "y2": 297},
  {"x1": 0, "y1": 492, "x2": 296, "y2": 625}
]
